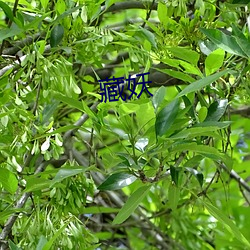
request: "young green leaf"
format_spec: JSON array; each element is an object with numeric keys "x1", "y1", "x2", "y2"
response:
[
  {"x1": 0, "y1": 168, "x2": 18, "y2": 194},
  {"x1": 205, "y1": 49, "x2": 225, "y2": 75},
  {"x1": 168, "y1": 47, "x2": 200, "y2": 65},
  {"x1": 51, "y1": 166, "x2": 86, "y2": 186},
  {"x1": 155, "y1": 98, "x2": 179, "y2": 137},
  {"x1": 98, "y1": 172, "x2": 137, "y2": 191},
  {"x1": 168, "y1": 182, "x2": 180, "y2": 210},
  {"x1": 42, "y1": 223, "x2": 69, "y2": 250},
  {"x1": 112, "y1": 185, "x2": 151, "y2": 224}
]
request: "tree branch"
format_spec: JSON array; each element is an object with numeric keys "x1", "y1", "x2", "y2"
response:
[
  {"x1": 0, "y1": 161, "x2": 49, "y2": 242},
  {"x1": 102, "y1": 2, "x2": 158, "y2": 14},
  {"x1": 219, "y1": 163, "x2": 250, "y2": 193}
]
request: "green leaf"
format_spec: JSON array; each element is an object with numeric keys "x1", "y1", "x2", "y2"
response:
[
  {"x1": 9, "y1": 241, "x2": 22, "y2": 250},
  {"x1": 205, "y1": 49, "x2": 225, "y2": 75},
  {"x1": 80, "y1": 206, "x2": 120, "y2": 214},
  {"x1": 170, "y1": 166, "x2": 180, "y2": 186},
  {"x1": 185, "y1": 167, "x2": 204, "y2": 187},
  {"x1": 203, "y1": 201, "x2": 250, "y2": 248},
  {"x1": 41, "y1": 101, "x2": 60, "y2": 125},
  {"x1": 157, "y1": 1, "x2": 168, "y2": 24},
  {"x1": 155, "y1": 99, "x2": 179, "y2": 137},
  {"x1": 0, "y1": 26, "x2": 23, "y2": 42},
  {"x1": 40, "y1": 0, "x2": 49, "y2": 9},
  {"x1": 112, "y1": 185, "x2": 151, "y2": 224},
  {"x1": 152, "y1": 86, "x2": 166, "y2": 111},
  {"x1": 205, "y1": 99, "x2": 228, "y2": 122},
  {"x1": 170, "y1": 126, "x2": 220, "y2": 139},
  {"x1": 0, "y1": 1, "x2": 14, "y2": 21},
  {"x1": 0, "y1": 209, "x2": 23, "y2": 223},
  {"x1": 177, "y1": 70, "x2": 230, "y2": 98},
  {"x1": 0, "y1": 168, "x2": 18, "y2": 194},
  {"x1": 53, "y1": 92, "x2": 85, "y2": 112},
  {"x1": 168, "y1": 182, "x2": 180, "y2": 210},
  {"x1": 42, "y1": 223, "x2": 69, "y2": 250},
  {"x1": 36, "y1": 235, "x2": 48, "y2": 250},
  {"x1": 198, "y1": 106, "x2": 208, "y2": 122},
  {"x1": 119, "y1": 103, "x2": 140, "y2": 115},
  {"x1": 98, "y1": 172, "x2": 137, "y2": 191},
  {"x1": 193, "y1": 121, "x2": 231, "y2": 129},
  {"x1": 138, "y1": 27, "x2": 157, "y2": 48},
  {"x1": 168, "y1": 47, "x2": 200, "y2": 65},
  {"x1": 156, "y1": 67, "x2": 195, "y2": 83},
  {"x1": 24, "y1": 177, "x2": 51, "y2": 192},
  {"x1": 51, "y1": 166, "x2": 86, "y2": 186},
  {"x1": 200, "y1": 28, "x2": 247, "y2": 58},
  {"x1": 50, "y1": 24, "x2": 64, "y2": 47}
]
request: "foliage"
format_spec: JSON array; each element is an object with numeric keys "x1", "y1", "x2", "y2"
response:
[{"x1": 1, "y1": 0, "x2": 250, "y2": 249}]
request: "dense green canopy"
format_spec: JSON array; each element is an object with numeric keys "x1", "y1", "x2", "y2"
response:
[{"x1": 0, "y1": 0, "x2": 250, "y2": 249}]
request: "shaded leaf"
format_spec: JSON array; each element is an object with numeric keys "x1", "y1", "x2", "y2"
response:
[
  {"x1": 200, "y1": 28, "x2": 247, "y2": 58},
  {"x1": 112, "y1": 185, "x2": 151, "y2": 224},
  {"x1": 170, "y1": 166, "x2": 181, "y2": 186},
  {"x1": 80, "y1": 206, "x2": 120, "y2": 214},
  {"x1": 155, "y1": 99, "x2": 179, "y2": 137},
  {"x1": 24, "y1": 177, "x2": 51, "y2": 192},
  {"x1": 152, "y1": 86, "x2": 166, "y2": 111},
  {"x1": 185, "y1": 167, "x2": 204, "y2": 187},
  {"x1": 232, "y1": 0, "x2": 250, "y2": 4},
  {"x1": 50, "y1": 24, "x2": 64, "y2": 47},
  {"x1": 98, "y1": 172, "x2": 137, "y2": 191},
  {"x1": 8, "y1": 241, "x2": 21, "y2": 250},
  {"x1": 0, "y1": 1, "x2": 14, "y2": 21},
  {"x1": 42, "y1": 223, "x2": 69, "y2": 250},
  {"x1": 51, "y1": 166, "x2": 86, "y2": 186},
  {"x1": 36, "y1": 236, "x2": 48, "y2": 250},
  {"x1": 205, "y1": 99, "x2": 228, "y2": 122}
]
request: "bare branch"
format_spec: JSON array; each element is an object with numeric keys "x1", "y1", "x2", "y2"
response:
[{"x1": 219, "y1": 163, "x2": 250, "y2": 193}]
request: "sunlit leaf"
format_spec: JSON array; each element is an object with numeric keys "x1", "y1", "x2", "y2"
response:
[
  {"x1": 0, "y1": 168, "x2": 18, "y2": 194},
  {"x1": 200, "y1": 28, "x2": 247, "y2": 58},
  {"x1": 113, "y1": 185, "x2": 151, "y2": 224},
  {"x1": 177, "y1": 70, "x2": 231, "y2": 97},
  {"x1": 51, "y1": 166, "x2": 86, "y2": 186},
  {"x1": 98, "y1": 172, "x2": 137, "y2": 191},
  {"x1": 205, "y1": 99, "x2": 228, "y2": 122}
]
